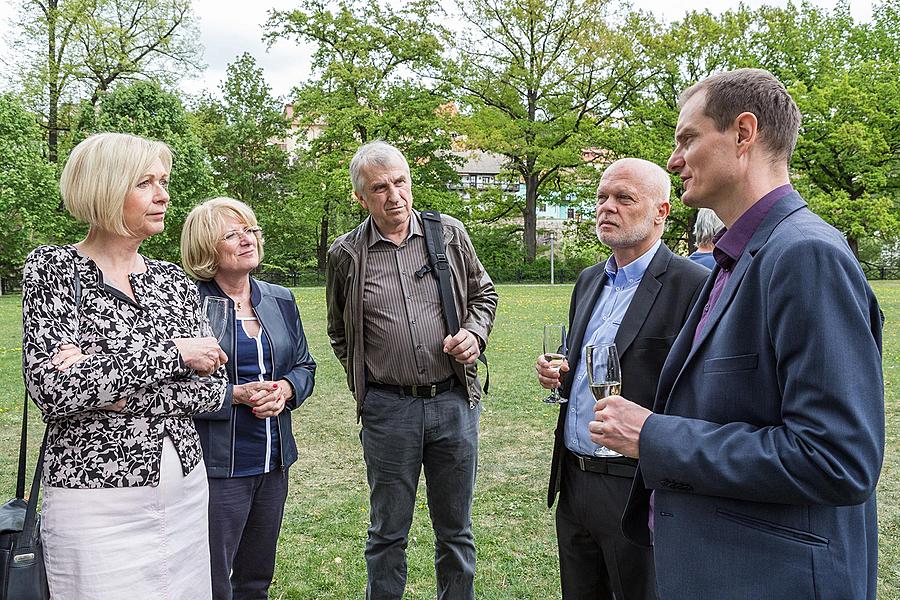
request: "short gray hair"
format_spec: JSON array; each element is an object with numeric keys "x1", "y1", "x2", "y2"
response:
[
  {"x1": 349, "y1": 141, "x2": 410, "y2": 196},
  {"x1": 693, "y1": 208, "x2": 724, "y2": 245}
]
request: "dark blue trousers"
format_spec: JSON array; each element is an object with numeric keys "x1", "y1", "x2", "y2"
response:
[
  {"x1": 360, "y1": 385, "x2": 480, "y2": 600},
  {"x1": 207, "y1": 468, "x2": 289, "y2": 600}
]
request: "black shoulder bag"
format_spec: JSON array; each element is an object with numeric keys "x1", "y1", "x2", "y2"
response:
[
  {"x1": 419, "y1": 210, "x2": 489, "y2": 393},
  {"x1": 0, "y1": 265, "x2": 81, "y2": 599},
  {"x1": 0, "y1": 398, "x2": 50, "y2": 600}
]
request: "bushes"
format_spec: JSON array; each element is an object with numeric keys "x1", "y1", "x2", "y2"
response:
[{"x1": 467, "y1": 223, "x2": 603, "y2": 283}]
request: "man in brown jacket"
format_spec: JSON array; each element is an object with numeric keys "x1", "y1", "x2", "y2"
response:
[{"x1": 325, "y1": 141, "x2": 497, "y2": 600}]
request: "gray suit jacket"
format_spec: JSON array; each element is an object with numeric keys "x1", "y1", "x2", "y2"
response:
[{"x1": 623, "y1": 192, "x2": 885, "y2": 599}]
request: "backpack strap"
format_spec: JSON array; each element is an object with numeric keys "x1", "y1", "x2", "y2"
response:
[
  {"x1": 420, "y1": 210, "x2": 489, "y2": 393},
  {"x1": 421, "y1": 210, "x2": 461, "y2": 335}
]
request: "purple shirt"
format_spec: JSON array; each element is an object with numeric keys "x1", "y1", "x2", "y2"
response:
[
  {"x1": 649, "y1": 184, "x2": 793, "y2": 539},
  {"x1": 692, "y1": 185, "x2": 794, "y2": 345}
]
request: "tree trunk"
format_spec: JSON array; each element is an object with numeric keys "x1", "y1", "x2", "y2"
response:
[
  {"x1": 523, "y1": 173, "x2": 538, "y2": 262},
  {"x1": 847, "y1": 236, "x2": 859, "y2": 260},
  {"x1": 316, "y1": 196, "x2": 331, "y2": 272},
  {"x1": 47, "y1": 0, "x2": 59, "y2": 163}
]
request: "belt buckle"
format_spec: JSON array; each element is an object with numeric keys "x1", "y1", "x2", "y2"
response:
[
  {"x1": 430, "y1": 384, "x2": 437, "y2": 397},
  {"x1": 577, "y1": 455, "x2": 587, "y2": 471}
]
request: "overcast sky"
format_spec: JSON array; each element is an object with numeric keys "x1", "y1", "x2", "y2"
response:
[{"x1": 0, "y1": 0, "x2": 876, "y2": 102}]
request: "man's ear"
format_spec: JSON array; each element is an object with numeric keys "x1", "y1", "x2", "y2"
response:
[
  {"x1": 734, "y1": 111, "x2": 758, "y2": 157},
  {"x1": 354, "y1": 190, "x2": 368, "y2": 210},
  {"x1": 655, "y1": 199, "x2": 671, "y2": 224}
]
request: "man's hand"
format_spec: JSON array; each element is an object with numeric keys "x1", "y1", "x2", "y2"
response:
[
  {"x1": 588, "y1": 395, "x2": 652, "y2": 458},
  {"x1": 443, "y1": 329, "x2": 481, "y2": 364},
  {"x1": 534, "y1": 353, "x2": 569, "y2": 390}
]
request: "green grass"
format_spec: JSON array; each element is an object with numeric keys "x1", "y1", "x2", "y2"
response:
[{"x1": 0, "y1": 282, "x2": 897, "y2": 599}]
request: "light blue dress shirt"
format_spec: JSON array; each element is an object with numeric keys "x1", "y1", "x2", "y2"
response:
[{"x1": 564, "y1": 239, "x2": 661, "y2": 456}]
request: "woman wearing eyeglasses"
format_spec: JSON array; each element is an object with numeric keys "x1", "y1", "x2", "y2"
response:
[{"x1": 181, "y1": 197, "x2": 316, "y2": 600}]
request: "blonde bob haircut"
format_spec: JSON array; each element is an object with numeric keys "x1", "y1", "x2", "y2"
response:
[
  {"x1": 181, "y1": 197, "x2": 263, "y2": 281},
  {"x1": 60, "y1": 132, "x2": 172, "y2": 236}
]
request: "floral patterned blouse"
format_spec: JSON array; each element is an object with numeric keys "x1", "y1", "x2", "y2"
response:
[{"x1": 22, "y1": 245, "x2": 227, "y2": 489}]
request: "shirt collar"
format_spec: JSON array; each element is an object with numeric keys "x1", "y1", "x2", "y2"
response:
[
  {"x1": 713, "y1": 184, "x2": 793, "y2": 271},
  {"x1": 604, "y1": 238, "x2": 661, "y2": 284},
  {"x1": 366, "y1": 210, "x2": 422, "y2": 247}
]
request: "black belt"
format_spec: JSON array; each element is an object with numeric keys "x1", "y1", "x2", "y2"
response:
[
  {"x1": 566, "y1": 450, "x2": 637, "y2": 479},
  {"x1": 368, "y1": 377, "x2": 456, "y2": 398}
]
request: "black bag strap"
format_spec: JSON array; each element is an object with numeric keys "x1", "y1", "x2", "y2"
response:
[
  {"x1": 16, "y1": 428, "x2": 48, "y2": 554},
  {"x1": 15, "y1": 392, "x2": 29, "y2": 499},
  {"x1": 15, "y1": 263, "x2": 81, "y2": 528},
  {"x1": 420, "y1": 210, "x2": 489, "y2": 393},
  {"x1": 421, "y1": 210, "x2": 461, "y2": 334}
]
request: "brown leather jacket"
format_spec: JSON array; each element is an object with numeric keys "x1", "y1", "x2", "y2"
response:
[{"x1": 325, "y1": 211, "x2": 497, "y2": 418}]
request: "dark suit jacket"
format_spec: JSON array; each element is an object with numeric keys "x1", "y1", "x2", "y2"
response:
[
  {"x1": 623, "y1": 192, "x2": 885, "y2": 599},
  {"x1": 547, "y1": 243, "x2": 709, "y2": 507}
]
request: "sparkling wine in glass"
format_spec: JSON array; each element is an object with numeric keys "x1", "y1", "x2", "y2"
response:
[
  {"x1": 585, "y1": 343, "x2": 622, "y2": 457},
  {"x1": 202, "y1": 296, "x2": 229, "y2": 342},
  {"x1": 542, "y1": 324, "x2": 568, "y2": 404}
]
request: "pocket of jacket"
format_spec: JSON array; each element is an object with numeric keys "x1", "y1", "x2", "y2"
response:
[
  {"x1": 703, "y1": 353, "x2": 758, "y2": 373},
  {"x1": 716, "y1": 508, "x2": 829, "y2": 547}
]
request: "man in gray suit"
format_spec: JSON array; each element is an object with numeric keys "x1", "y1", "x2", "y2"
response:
[
  {"x1": 594, "y1": 69, "x2": 884, "y2": 599},
  {"x1": 535, "y1": 157, "x2": 708, "y2": 599}
]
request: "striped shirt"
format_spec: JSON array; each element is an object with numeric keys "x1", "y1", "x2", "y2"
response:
[{"x1": 362, "y1": 214, "x2": 455, "y2": 386}]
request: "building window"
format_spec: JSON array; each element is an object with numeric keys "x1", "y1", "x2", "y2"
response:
[{"x1": 567, "y1": 208, "x2": 575, "y2": 219}]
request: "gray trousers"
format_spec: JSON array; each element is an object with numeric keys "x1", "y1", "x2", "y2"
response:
[{"x1": 360, "y1": 385, "x2": 480, "y2": 600}]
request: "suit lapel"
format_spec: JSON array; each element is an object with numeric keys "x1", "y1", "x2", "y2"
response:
[
  {"x1": 614, "y1": 244, "x2": 671, "y2": 356},
  {"x1": 657, "y1": 192, "x2": 809, "y2": 412},
  {"x1": 567, "y1": 265, "x2": 607, "y2": 369}
]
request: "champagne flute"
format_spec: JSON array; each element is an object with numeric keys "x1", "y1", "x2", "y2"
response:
[
  {"x1": 542, "y1": 324, "x2": 568, "y2": 404},
  {"x1": 202, "y1": 296, "x2": 229, "y2": 342},
  {"x1": 585, "y1": 343, "x2": 622, "y2": 457},
  {"x1": 193, "y1": 296, "x2": 229, "y2": 382}
]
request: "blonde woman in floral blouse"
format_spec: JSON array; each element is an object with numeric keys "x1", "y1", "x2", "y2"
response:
[{"x1": 21, "y1": 133, "x2": 228, "y2": 600}]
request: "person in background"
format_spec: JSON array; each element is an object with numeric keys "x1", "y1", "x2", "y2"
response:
[
  {"x1": 22, "y1": 132, "x2": 227, "y2": 600},
  {"x1": 326, "y1": 141, "x2": 497, "y2": 600},
  {"x1": 686, "y1": 208, "x2": 723, "y2": 269},
  {"x1": 535, "y1": 158, "x2": 708, "y2": 600},
  {"x1": 181, "y1": 197, "x2": 316, "y2": 600}
]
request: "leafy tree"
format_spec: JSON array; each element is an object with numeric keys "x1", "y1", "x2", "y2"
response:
[
  {"x1": 74, "y1": 80, "x2": 216, "y2": 262},
  {"x1": 749, "y1": 1, "x2": 900, "y2": 256},
  {"x1": 265, "y1": 0, "x2": 461, "y2": 271},
  {"x1": 10, "y1": 0, "x2": 202, "y2": 162},
  {"x1": 452, "y1": 0, "x2": 649, "y2": 262},
  {"x1": 0, "y1": 93, "x2": 62, "y2": 289},
  {"x1": 191, "y1": 53, "x2": 304, "y2": 268},
  {"x1": 595, "y1": 8, "x2": 752, "y2": 251}
]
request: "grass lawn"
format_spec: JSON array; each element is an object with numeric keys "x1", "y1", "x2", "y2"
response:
[{"x1": 0, "y1": 281, "x2": 897, "y2": 599}]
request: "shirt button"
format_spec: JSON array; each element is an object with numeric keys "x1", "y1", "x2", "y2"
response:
[
  {"x1": 616, "y1": 286, "x2": 621, "y2": 291},
  {"x1": 416, "y1": 344, "x2": 423, "y2": 350},
  {"x1": 411, "y1": 319, "x2": 416, "y2": 325},
  {"x1": 571, "y1": 408, "x2": 576, "y2": 413}
]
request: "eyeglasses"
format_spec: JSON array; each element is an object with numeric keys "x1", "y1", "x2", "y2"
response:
[{"x1": 221, "y1": 226, "x2": 263, "y2": 244}]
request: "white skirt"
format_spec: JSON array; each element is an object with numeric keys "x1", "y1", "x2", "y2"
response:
[{"x1": 41, "y1": 436, "x2": 212, "y2": 600}]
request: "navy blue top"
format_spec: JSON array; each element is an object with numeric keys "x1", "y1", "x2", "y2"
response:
[
  {"x1": 687, "y1": 251, "x2": 716, "y2": 270},
  {"x1": 231, "y1": 317, "x2": 281, "y2": 477}
]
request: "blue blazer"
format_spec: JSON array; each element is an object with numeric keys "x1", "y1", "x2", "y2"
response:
[{"x1": 623, "y1": 192, "x2": 885, "y2": 599}]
